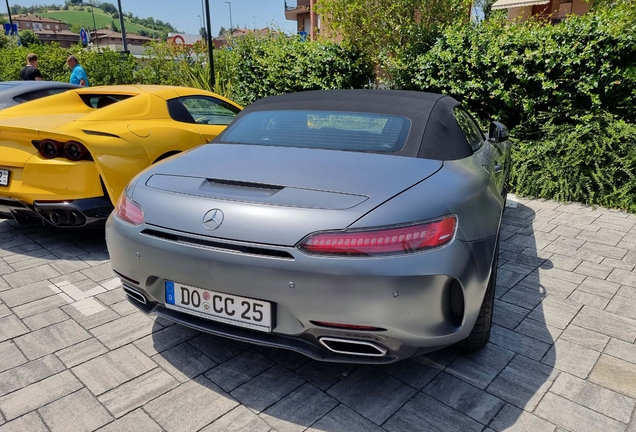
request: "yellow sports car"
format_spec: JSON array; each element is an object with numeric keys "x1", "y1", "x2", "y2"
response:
[{"x1": 0, "y1": 85, "x2": 241, "y2": 227}]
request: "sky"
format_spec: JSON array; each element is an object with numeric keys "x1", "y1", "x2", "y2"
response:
[{"x1": 6, "y1": 0, "x2": 299, "y2": 36}]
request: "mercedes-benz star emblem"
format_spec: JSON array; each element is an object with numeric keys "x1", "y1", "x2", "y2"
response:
[{"x1": 202, "y1": 209, "x2": 224, "y2": 231}]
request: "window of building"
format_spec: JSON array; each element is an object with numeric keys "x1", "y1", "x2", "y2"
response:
[
  {"x1": 26, "y1": 23, "x2": 30, "y2": 28},
  {"x1": 46, "y1": 24, "x2": 50, "y2": 29},
  {"x1": 55, "y1": 25, "x2": 59, "y2": 29}
]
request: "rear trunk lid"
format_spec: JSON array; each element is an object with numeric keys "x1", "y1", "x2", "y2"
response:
[
  {"x1": 0, "y1": 115, "x2": 85, "y2": 167},
  {"x1": 137, "y1": 144, "x2": 443, "y2": 245}
]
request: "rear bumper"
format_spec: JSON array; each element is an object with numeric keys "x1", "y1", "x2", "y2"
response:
[
  {"x1": 124, "y1": 293, "x2": 414, "y2": 363},
  {"x1": 106, "y1": 216, "x2": 496, "y2": 363},
  {"x1": 0, "y1": 154, "x2": 111, "y2": 226},
  {"x1": 0, "y1": 196, "x2": 113, "y2": 227},
  {"x1": 0, "y1": 157, "x2": 103, "y2": 204}
]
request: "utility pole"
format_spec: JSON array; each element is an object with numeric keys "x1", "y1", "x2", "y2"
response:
[
  {"x1": 204, "y1": 0, "x2": 215, "y2": 88},
  {"x1": 5, "y1": 0, "x2": 13, "y2": 32},
  {"x1": 225, "y1": 2, "x2": 232, "y2": 35},
  {"x1": 90, "y1": 0, "x2": 98, "y2": 46},
  {"x1": 116, "y1": 0, "x2": 128, "y2": 52},
  {"x1": 200, "y1": 0, "x2": 207, "y2": 37}
]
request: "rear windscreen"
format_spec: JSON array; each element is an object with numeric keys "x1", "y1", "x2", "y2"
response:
[
  {"x1": 220, "y1": 110, "x2": 411, "y2": 152},
  {"x1": 79, "y1": 94, "x2": 134, "y2": 108}
]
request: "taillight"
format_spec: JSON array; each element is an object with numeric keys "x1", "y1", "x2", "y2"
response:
[
  {"x1": 34, "y1": 139, "x2": 91, "y2": 161},
  {"x1": 114, "y1": 194, "x2": 145, "y2": 226},
  {"x1": 40, "y1": 140, "x2": 60, "y2": 159},
  {"x1": 298, "y1": 216, "x2": 457, "y2": 256},
  {"x1": 63, "y1": 141, "x2": 88, "y2": 161}
]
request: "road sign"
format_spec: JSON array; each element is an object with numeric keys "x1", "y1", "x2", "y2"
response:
[
  {"x1": 80, "y1": 28, "x2": 89, "y2": 45},
  {"x1": 3, "y1": 23, "x2": 18, "y2": 36}
]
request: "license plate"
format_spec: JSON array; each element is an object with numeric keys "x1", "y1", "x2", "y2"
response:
[
  {"x1": 164, "y1": 281, "x2": 273, "y2": 332},
  {"x1": 0, "y1": 169, "x2": 8, "y2": 186}
]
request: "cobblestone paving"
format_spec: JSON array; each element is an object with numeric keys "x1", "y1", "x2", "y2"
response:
[{"x1": 1, "y1": 196, "x2": 636, "y2": 431}]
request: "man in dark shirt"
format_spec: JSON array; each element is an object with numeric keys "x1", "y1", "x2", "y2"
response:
[{"x1": 19, "y1": 53, "x2": 43, "y2": 81}]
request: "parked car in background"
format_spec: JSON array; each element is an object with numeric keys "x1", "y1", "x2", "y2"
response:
[
  {"x1": 0, "y1": 85, "x2": 241, "y2": 227},
  {"x1": 106, "y1": 89, "x2": 512, "y2": 363},
  {"x1": 0, "y1": 81, "x2": 81, "y2": 110}
]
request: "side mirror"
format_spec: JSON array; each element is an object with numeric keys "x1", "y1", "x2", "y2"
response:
[{"x1": 488, "y1": 121, "x2": 509, "y2": 143}]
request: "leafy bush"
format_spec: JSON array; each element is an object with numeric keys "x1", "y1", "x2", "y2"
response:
[
  {"x1": 0, "y1": 43, "x2": 69, "y2": 81},
  {"x1": 0, "y1": 44, "x2": 138, "y2": 85},
  {"x1": 391, "y1": 4, "x2": 636, "y2": 210},
  {"x1": 18, "y1": 30, "x2": 40, "y2": 47},
  {"x1": 392, "y1": 4, "x2": 636, "y2": 131},
  {"x1": 71, "y1": 47, "x2": 139, "y2": 86},
  {"x1": 511, "y1": 113, "x2": 636, "y2": 212},
  {"x1": 139, "y1": 34, "x2": 374, "y2": 105},
  {"x1": 227, "y1": 34, "x2": 373, "y2": 106}
]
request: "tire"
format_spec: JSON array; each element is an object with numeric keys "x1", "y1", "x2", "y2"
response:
[{"x1": 458, "y1": 237, "x2": 499, "y2": 350}]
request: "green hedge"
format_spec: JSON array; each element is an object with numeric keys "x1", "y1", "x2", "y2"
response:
[
  {"x1": 391, "y1": 4, "x2": 636, "y2": 211},
  {"x1": 512, "y1": 113, "x2": 636, "y2": 212},
  {"x1": 0, "y1": 34, "x2": 373, "y2": 104},
  {"x1": 391, "y1": 5, "x2": 636, "y2": 133},
  {"x1": 224, "y1": 34, "x2": 373, "y2": 106},
  {"x1": 0, "y1": 44, "x2": 138, "y2": 85},
  {"x1": 138, "y1": 34, "x2": 374, "y2": 106}
]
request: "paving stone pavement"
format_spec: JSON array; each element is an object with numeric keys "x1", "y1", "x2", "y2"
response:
[{"x1": 1, "y1": 196, "x2": 636, "y2": 431}]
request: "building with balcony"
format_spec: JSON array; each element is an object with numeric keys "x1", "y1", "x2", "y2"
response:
[
  {"x1": 491, "y1": 0, "x2": 592, "y2": 22},
  {"x1": 285, "y1": 0, "x2": 320, "y2": 39}
]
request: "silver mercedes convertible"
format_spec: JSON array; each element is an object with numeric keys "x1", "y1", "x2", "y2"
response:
[{"x1": 105, "y1": 90, "x2": 512, "y2": 363}]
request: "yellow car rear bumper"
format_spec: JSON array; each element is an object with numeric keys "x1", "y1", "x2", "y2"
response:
[
  {"x1": 0, "y1": 154, "x2": 104, "y2": 205},
  {"x1": 0, "y1": 150, "x2": 111, "y2": 227}
]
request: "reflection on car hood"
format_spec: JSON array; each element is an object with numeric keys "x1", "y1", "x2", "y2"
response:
[{"x1": 134, "y1": 144, "x2": 444, "y2": 245}]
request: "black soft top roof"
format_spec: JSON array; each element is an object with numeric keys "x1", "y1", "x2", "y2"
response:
[{"x1": 232, "y1": 89, "x2": 473, "y2": 161}]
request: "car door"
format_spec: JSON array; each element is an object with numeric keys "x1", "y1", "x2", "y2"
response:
[
  {"x1": 174, "y1": 96, "x2": 241, "y2": 143},
  {"x1": 454, "y1": 107, "x2": 507, "y2": 197}
]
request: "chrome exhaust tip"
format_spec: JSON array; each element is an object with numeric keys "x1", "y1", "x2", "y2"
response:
[
  {"x1": 123, "y1": 285, "x2": 147, "y2": 304},
  {"x1": 68, "y1": 210, "x2": 86, "y2": 226},
  {"x1": 319, "y1": 337, "x2": 387, "y2": 357},
  {"x1": 49, "y1": 210, "x2": 62, "y2": 225}
]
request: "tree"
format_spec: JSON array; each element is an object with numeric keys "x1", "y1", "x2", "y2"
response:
[
  {"x1": 100, "y1": 2, "x2": 116, "y2": 14},
  {"x1": 18, "y1": 29, "x2": 40, "y2": 47},
  {"x1": 70, "y1": 23, "x2": 83, "y2": 34},
  {"x1": 110, "y1": 20, "x2": 118, "y2": 32},
  {"x1": 316, "y1": 0, "x2": 472, "y2": 67},
  {"x1": 218, "y1": 26, "x2": 226, "y2": 37},
  {"x1": 0, "y1": 33, "x2": 16, "y2": 50},
  {"x1": 70, "y1": 0, "x2": 83, "y2": 4}
]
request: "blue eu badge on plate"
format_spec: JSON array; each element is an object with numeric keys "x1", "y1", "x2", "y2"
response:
[{"x1": 165, "y1": 281, "x2": 175, "y2": 304}]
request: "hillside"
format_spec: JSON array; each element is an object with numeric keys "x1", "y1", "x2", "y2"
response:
[{"x1": 39, "y1": 9, "x2": 157, "y2": 35}]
